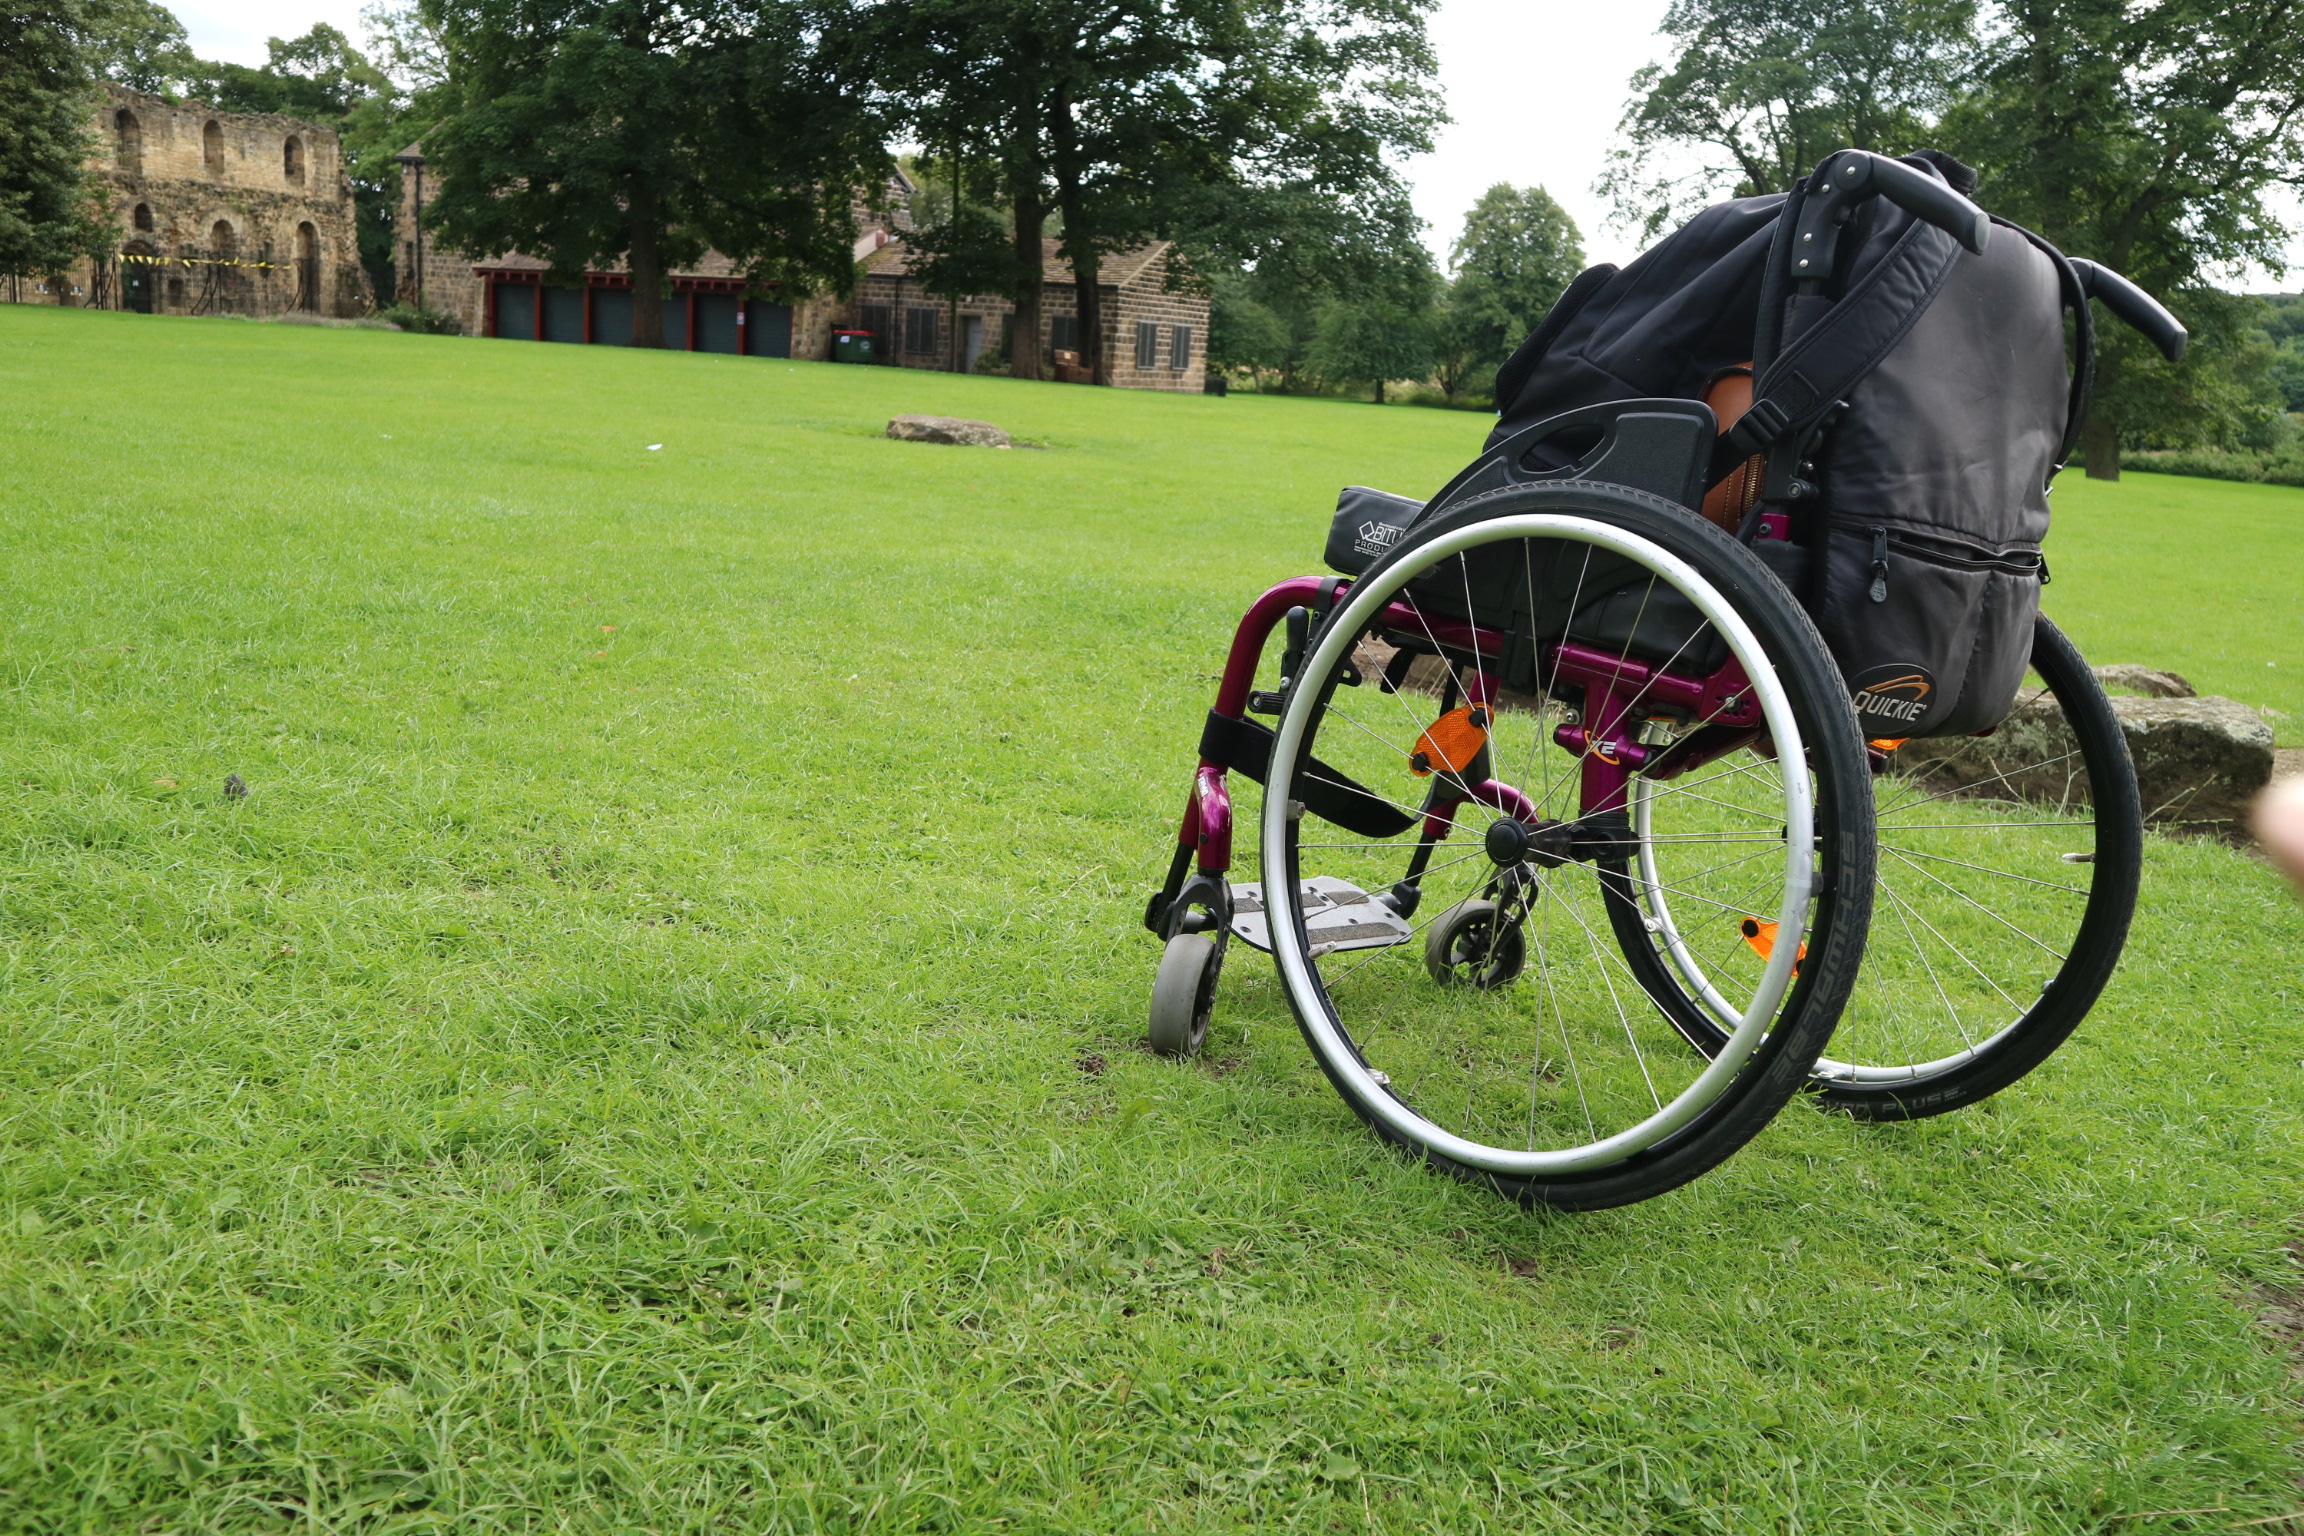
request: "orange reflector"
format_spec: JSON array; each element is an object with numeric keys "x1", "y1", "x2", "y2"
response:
[
  {"x1": 1868, "y1": 737, "x2": 1908, "y2": 752},
  {"x1": 1410, "y1": 705, "x2": 1489, "y2": 777},
  {"x1": 1739, "y1": 916, "x2": 1807, "y2": 976}
]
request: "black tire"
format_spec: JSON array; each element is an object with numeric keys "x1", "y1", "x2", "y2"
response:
[
  {"x1": 1424, "y1": 899, "x2": 1528, "y2": 988},
  {"x1": 1815, "y1": 614, "x2": 2141, "y2": 1117},
  {"x1": 1621, "y1": 613, "x2": 2141, "y2": 1119},
  {"x1": 1265, "y1": 482, "x2": 1876, "y2": 1211}
]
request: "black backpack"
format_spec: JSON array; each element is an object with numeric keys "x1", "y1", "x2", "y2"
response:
[{"x1": 1330, "y1": 149, "x2": 2182, "y2": 740}]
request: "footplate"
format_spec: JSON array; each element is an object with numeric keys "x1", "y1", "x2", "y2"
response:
[{"x1": 1229, "y1": 876, "x2": 1414, "y2": 957}]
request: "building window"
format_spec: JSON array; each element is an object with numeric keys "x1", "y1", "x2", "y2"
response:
[
  {"x1": 1049, "y1": 313, "x2": 1078, "y2": 355},
  {"x1": 132, "y1": 203, "x2": 154, "y2": 232},
  {"x1": 904, "y1": 305, "x2": 939, "y2": 355},
  {"x1": 1135, "y1": 321, "x2": 1159, "y2": 369},
  {"x1": 210, "y1": 220, "x2": 236, "y2": 260},
  {"x1": 1170, "y1": 324, "x2": 1191, "y2": 371},
  {"x1": 114, "y1": 109, "x2": 142, "y2": 174},
  {"x1": 203, "y1": 120, "x2": 224, "y2": 175},
  {"x1": 283, "y1": 135, "x2": 303, "y2": 182},
  {"x1": 859, "y1": 304, "x2": 894, "y2": 357}
]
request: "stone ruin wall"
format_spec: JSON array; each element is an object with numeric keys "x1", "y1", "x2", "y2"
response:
[{"x1": 16, "y1": 85, "x2": 371, "y2": 320}]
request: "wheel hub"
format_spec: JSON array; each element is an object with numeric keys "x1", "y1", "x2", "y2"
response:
[{"x1": 1486, "y1": 815, "x2": 1575, "y2": 868}]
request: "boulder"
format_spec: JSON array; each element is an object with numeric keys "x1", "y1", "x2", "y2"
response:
[
  {"x1": 886, "y1": 414, "x2": 1010, "y2": 448},
  {"x1": 2091, "y1": 663, "x2": 2195, "y2": 698},
  {"x1": 1894, "y1": 693, "x2": 2274, "y2": 832},
  {"x1": 2115, "y1": 696, "x2": 2276, "y2": 826}
]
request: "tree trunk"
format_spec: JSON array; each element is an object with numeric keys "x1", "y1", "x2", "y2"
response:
[
  {"x1": 949, "y1": 151, "x2": 963, "y2": 373},
  {"x1": 1010, "y1": 188, "x2": 1044, "y2": 381},
  {"x1": 2082, "y1": 414, "x2": 2120, "y2": 481},
  {"x1": 1374, "y1": 379, "x2": 1386, "y2": 404},
  {"x1": 1049, "y1": 83, "x2": 1105, "y2": 385},
  {"x1": 629, "y1": 193, "x2": 665, "y2": 349},
  {"x1": 1073, "y1": 244, "x2": 1104, "y2": 385}
]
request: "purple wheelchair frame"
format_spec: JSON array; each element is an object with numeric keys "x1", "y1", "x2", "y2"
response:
[
  {"x1": 1154, "y1": 574, "x2": 1768, "y2": 941},
  {"x1": 1143, "y1": 397, "x2": 1797, "y2": 946}
]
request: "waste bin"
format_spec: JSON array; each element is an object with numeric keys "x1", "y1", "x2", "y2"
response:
[{"x1": 833, "y1": 329, "x2": 877, "y2": 364}]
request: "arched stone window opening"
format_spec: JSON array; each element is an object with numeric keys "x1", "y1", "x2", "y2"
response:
[
  {"x1": 132, "y1": 203, "x2": 154, "y2": 232},
  {"x1": 210, "y1": 220, "x2": 236, "y2": 260},
  {"x1": 283, "y1": 136, "x2": 303, "y2": 183},
  {"x1": 115, "y1": 110, "x2": 142, "y2": 174},
  {"x1": 203, "y1": 120, "x2": 224, "y2": 175},
  {"x1": 295, "y1": 222, "x2": 320, "y2": 311}
]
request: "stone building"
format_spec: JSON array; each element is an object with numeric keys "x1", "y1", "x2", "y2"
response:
[
  {"x1": 849, "y1": 238, "x2": 1206, "y2": 391},
  {"x1": 397, "y1": 155, "x2": 1206, "y2": 389},
  {"x1": 399, "y1": 152, "x2": 900, "y2": 360},
  {"x1": 15, "y1": 85, "x2": 371, "y2": 319}
]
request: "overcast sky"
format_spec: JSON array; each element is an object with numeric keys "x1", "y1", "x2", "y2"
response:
[{"x1": 175, "y1": 0, "x2": 2296, "y2": 285}]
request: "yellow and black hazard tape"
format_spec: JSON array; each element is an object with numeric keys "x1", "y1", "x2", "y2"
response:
[{"x1": 117, "y1": 252, "x2": 301, "y2": 271}]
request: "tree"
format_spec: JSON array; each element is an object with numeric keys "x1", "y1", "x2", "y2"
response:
[
  {"x1": 1940, "y1": 0, "x2": 2304, "y2": 477},
  {"x1": 1603, "y1": 0, "x2": 1974, "y2": 236},
  {"x1": 0, "y1": 3, "x2": 112, "y2": 286},
  {"x1": 2260, "y1": 294, "x2": 2304, "y2": 415},
  {"x1": 426, "y1": 0, "x2": 886, "y2": 347},
  {"x1": 1435, "y1": 183, "x2": 1583, "y2": 402},
  {"x1": 1207, "y1": 270, "x2": 1291, "y2": 387},
  {"x1": 1308, "y1": 252, "x2": 1438, "y2": 402},
  {"x1": 78, "y1": 0, "x2": 195, "y2": 93},
  {"x1": 876, "y1": 0, "x2": 1443, "y2": 385}
]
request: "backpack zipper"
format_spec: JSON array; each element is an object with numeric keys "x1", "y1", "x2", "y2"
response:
[{"x1": 1860, "y1": 524, "x2": 2045, "y2": 604}]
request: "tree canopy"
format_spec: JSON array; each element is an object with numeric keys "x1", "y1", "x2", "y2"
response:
[
  {"x1": 423, "y1": 0, "x2": 888, "y2": 347},
  {"x1": 1433, "y1": 183, "x2": 1583, "y2": 401},
  {"x1": 1604, "y1": 0, "x2": 1974, "y2": 237},
  {"x1": 872, "y1": 0, "x2": 1443, "y2": 383},
  {"x1": 0, "y1": 1, "x2": 117, "y2": 285}
]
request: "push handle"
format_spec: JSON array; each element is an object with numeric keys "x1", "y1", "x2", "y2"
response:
[
  {"x1": 1810, "y1": 150, "x2": 1992, "y2": 255},
  {"x1": 2068, "y1": 258, "x2": 2188, "y2": 362}
]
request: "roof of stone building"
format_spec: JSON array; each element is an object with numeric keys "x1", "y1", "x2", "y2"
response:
[
  {"x1": 859, "y1": 237, "x2": 1172, "y2": 288},
  {"x1": 472, "y1": 249, "x2": 758, "y2": 280}
]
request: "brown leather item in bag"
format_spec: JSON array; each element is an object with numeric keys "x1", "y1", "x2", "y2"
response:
[{"x1": 1700, "y1": 365, "x2": 1766, "y2": 530}]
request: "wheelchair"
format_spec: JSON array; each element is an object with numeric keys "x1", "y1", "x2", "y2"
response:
[{"x1": 1141, "y1": 150, "x2": 2186, "y2": 1210}]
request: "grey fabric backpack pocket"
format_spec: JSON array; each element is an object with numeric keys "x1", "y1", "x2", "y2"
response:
[{"x1": 1814, "y1": 522, "x2": 2041, "y2": 738}]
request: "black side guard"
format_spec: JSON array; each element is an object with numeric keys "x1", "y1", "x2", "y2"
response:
[
  {"x1": 1324, "y1": 399, "x2": 1719, "y2": 579},
  {"x1": 1427, "y1": 398, "x2": 1717, "y2": 520},
  {"x1": 1200, "y1": 711, "x2": 1417, "y2": 840}
]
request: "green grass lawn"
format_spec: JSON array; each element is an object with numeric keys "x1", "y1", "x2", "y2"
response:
[{"x1": 1, "y1": 303, "x2": 2299, "y2": 1533}]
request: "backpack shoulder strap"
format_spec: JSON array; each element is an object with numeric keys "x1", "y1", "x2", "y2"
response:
[{"x1": 1718, "y1": 216, "x2": 1964, "y2": 465}]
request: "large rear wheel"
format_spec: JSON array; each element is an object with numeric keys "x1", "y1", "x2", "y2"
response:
[{"x1": 1260, "y1": 483, "x2": 1875, "y2": 1209}]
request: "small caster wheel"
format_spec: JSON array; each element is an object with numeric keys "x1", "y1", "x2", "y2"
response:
[
  {"x1": 1424, "y1": 899, "x2": 1527, "y2": 989},
  {"x1": 1149, "y1": 933, "x2": 1222, "y2": 1057}
]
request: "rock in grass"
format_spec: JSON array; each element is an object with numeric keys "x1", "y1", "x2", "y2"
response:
[
  {"x1": 1895, "y1": 693, "x2": 2273, "y2": 833},
  {"x1": 2091, "y1": 663, "x2": 2195, "y2": 698},
  {"x1": 2112, "y1": 696, "x2": 2275, "y2": 827},
  {"x1": 886, "y1": 414, "x2": 1010, "y2": 448}
]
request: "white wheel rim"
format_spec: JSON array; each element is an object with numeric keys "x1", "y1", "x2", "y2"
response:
[{"x1": 1262, "y1": 511, "x2": 1814, "y2": 1177}]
